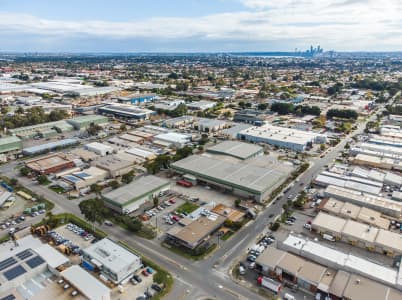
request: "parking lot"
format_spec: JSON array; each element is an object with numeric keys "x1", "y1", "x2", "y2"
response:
[
  {"x1": 110, "y1": 267, "x2": 155, "y2": 300},
  {"x1": 51, "y1": 224, "x2": 95, "y2": 255}
]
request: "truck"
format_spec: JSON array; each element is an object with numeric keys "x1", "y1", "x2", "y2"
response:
[{"x1": 257, "y1": 276, "x2": 282, "y2": 294}]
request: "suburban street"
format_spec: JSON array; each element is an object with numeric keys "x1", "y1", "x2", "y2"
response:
[{"x1": 0, "y1": 109, "x2": 381, "y2": 300}]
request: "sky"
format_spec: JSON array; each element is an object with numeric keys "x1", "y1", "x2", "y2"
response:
[{"x1": 0, "y1": 0, "x2": 401, "y2": 52}]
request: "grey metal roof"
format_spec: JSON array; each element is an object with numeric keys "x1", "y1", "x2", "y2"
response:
[
  {"x1": 207, "y1": 141, "x2": 263, "y2": 160},
  {"x1": 171, "y1": 155, "x2": 290, "y2": 195}
]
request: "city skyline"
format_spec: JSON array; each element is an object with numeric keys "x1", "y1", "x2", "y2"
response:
[{"x1": 0, "y1": 0, "x2": 402, "y2": 52}]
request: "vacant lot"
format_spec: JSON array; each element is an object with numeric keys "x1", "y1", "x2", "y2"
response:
[{"x1": 176, "y1": 202, "x2": 199, "y2": 214}]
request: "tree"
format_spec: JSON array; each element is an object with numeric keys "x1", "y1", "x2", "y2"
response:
[
  {"x1": 238, "y1": 101, "x2": 246, "y2": 109},
  {"x1": 257, "y1": 103, "x2": 268, "y2": 110},
  {"x1": 19, "y1": 167, "x2": 30, "y2": 176},
  {"x1": 119, "y1": 123, "x2": 127, "y2": 131},
  {"x1": 109, "y1": 180, "x2": 119, "y2": 189},
  {"x1": 9, "y1": 178, "x2": 18, "y2": 186},
  {"x1": 235, "y1": 199, "x2": 241, "y2": 208},
  {"x1": 79, "y1": 198, "x2": 108, "y2": 226},
  {"x1": 326, "y1": 109, "x2": 358, "y2": 120},
  {"x1": 122, "y1": 171, "x2": 134, "y2": 184},
  {"x1": 245, "y1": 102, "x2": 252, "y2": 108},
  {"x1": 37, "y1": 175, "x2": 49, "y2": 185},
  {"x1": 87, "y1": 123, "x2": 102, "y2": 136},
  {"x1": 153, "y1": 197, "x2": 159, "y2": 208},
  {"x1": 90, "y1": 184, "x2": 102, "y2": 196},
  {"x1": 271, "y1": 102, "x2": 294, "y2": 115}
]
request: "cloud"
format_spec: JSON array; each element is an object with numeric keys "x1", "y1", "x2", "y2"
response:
[{"x1": 0, "y1": 0, "x2": 402, "y2": 51}]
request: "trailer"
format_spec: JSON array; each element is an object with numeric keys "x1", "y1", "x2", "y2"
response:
[{"x1": 257, "y1": 276, "x2": 282, "y2": 294}]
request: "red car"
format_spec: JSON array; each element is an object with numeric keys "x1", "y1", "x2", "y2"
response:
[
  {"x1": 142, "y1": 269, "x2": 149, "y2": 277},
  {"x1": 169, "y1": 198, "x2": 176, "y2": 204},
  {"x1": 171, "y1": 215, "x2": 180, "y2": 222}
]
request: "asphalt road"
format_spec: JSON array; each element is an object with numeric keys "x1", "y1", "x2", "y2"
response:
[{"x1": 0, "y1": 108, "x2": 381, "y2": 300}]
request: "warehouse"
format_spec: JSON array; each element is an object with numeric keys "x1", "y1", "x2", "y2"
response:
[
  {"x1": 98, "y1": 104, "x2": 154, "y2": 120},
  {"x1": 313, "y1": 171, "x2": 382, "y2": 195},
  {"x1": 312, "y1": 212, "x2": 402, "y2": 257},
  {"x1": 117, "y1": 93, "x2": 157, "y2": 104},
  {"x1": 94, "y1": 155, "x2": 133, "y2": 178},
  {"x1": 62, "y1": 167, "x2": 108, "y2": 190},
  {"x1": 61, "y1": 266, "x2": 110, "y2": 300},
  {"x1": 102, "y1": 175, "x2": 170, "y2": 214},
  {"x1": 25, "y1": 153, "x2": 75, "y2": 175},
  {"x1": 350, "y1": 166, "x2": 402, "y2": 186},
  {"x1": 125, "y1": 147, "x2": 156, "y2": 160},
  {"x1": 163, "y1": 115, "x2": 195, "y2": 128},
  {"x1": 85, "y1": 142, "x2": 114, "y2": 156},
  {"x1": 165, "y1": 214, "x2": 226, "y2": 250},
  {"x1": 0, "y1": 136, "x2": 22, "y2": 154},
  {"x1": 206, "y1": 141, "x2": 263, "y2": 160},
  {"x1": 119, "y1": 133, "x2": 144, "y2": 144},
  {"x1": 369, "y1": 135, "x2": 402, "y2": 148},
  {"x1": 186, "y1": 100, "x2": 216, "y2": 111},
  {"x1": 353, "y1": 153, "x2": 402, "y2": 171},
  {"x1": 280, "y1": 235, "x2": 400, "y2": 289},
  {"x1": 324, "y1": 185, "x2": 402, "y2": 218},
  {"x1": 171, "y1": 155, "x2": 291, "y2": 202},
  {"x1": 153, "y1": 132, "x2": 191, "y2": 148},
  {"x1": 67, "y1": 114, "x2": 109, "y2": 130},
  {"x1": 320, "y1": 198, "x2": 390, "y2": 229},
  {"x1": 22, "y1": 138, "x2": 79, "y2": 156},
  {"x1": 82, "y1": 238, "x2": 141, "y2": 284},
  {"x1": 311, "y1": 212, "x2": 346, "y2": 239},
  {"x1": 358, "y1": 142, "x2": 402, "y2": 157},
  {"x1": 193, "y1": 118, "x2": 228, "y2": 132},
  {"x1": 9, "y1": 120, "x2": 74, "y2": 140},
  {"x1": 238, "y1": 124, "x2": 326, "y2": 152}
]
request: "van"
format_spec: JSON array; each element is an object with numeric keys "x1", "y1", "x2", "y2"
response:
[
  {"x1": 284, "y1": 293, "x2": 296, "y2": 300},
  {"x1": 323, "y1": 234, "x2": 336, "y2": 242}
]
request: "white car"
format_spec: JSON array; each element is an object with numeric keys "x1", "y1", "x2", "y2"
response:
[{"x1": 285, "y1": 220, "x2": 294, "y2": 225}]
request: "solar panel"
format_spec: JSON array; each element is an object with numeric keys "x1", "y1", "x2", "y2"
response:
[
  {"x1": 3, "y1": 265, "x2": 26, "y2": 281},
  {"x1": 0, "y1": 257, "x2": 17, "y2": 271},
  {"x1": 26, "y1": 256, "x2": 45, "y2": 269},
  {"x1": 0, "y1": 294, "x2": 16, "y2": 300},
  {"x1": 16, "y1": 249, "x2": 33, "y2": 260}
]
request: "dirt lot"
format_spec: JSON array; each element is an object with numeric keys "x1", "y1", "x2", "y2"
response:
[{"x1": 0, "y1": 194, "x2": 31, "y2": 220}]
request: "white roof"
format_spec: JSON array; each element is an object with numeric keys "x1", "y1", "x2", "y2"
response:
[
  {"x1": 61, "y1": 265, "x2": 110, "y2": 300},
  {"x1": 86, "y1": 142, "x2": 114, "y2": 152},
  {"x1": 83, "y1": 238, "x2": 141, "y2": 274},
  {"x1": 154, "y1": 132, "x2": 191, "y2": 144},
  {"x1": 34, "y1": 244, "x2": 69, "y2": 269}
]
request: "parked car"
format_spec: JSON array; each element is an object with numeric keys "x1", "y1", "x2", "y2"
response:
[
  {"x1": 63, "y1": 284, "x2": 70, "y2": 290},
  {"x1": 151, "y1": 283, "x2": 162, "y2": 292},
  {"x1": 71, "y1": 290, "x2": 78, "y2": 297},
  {"x1": 141, "y1": 269, "x2": 149, "y2": 276},
  {"x1": 247, "y1": 255, "x2": 256, "y2": 262},
  {"x1": 133, "y1": 274, "x2": 142, "y2": 283}
]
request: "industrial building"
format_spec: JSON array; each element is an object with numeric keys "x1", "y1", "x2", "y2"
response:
[
  {"x1": 324, "y1": 185, "x2": 402, "y2": 218},
  {"x1": 163, "y1": 115, "x2": 195, "y2": 128},
  {"x1": 116, "y1": 93, "x2": 157, "y2": 104},
  {"x1": 171, "y1": 155, "x2": 291, "y2": 202},
  {"x1": 186, "y1": 100, "x2": 216, "y2": 111},
  {"x1": 82, "y1": 238, "x2": 141, "y2": 284},
  {"x1": 206, "y1": 141, "x2": 263, "y2": 160},
  {"x1": 312, "y1": 212, "x2": 402, "y2": 257},
  {"x1": 61, "y1": 167, "x2": 108, "y2": 190},
  {"x1": 22, "y1": 138, "x2": 79, "y2": 156},
  {"x1": 9, "y1": 120, "x2": 74, "y2": 140},
  {"x1": 102, "y1": 175, "x2": 170, "y2": 214},
  {"x1": 125, "y1": 147, "x2": 156, "y2": 161},
  {"x1": 255, "y1": 245, "x2": 402, "y2": 299},
  {"x1": 350, "y1": 166, "x2": 402, "y2": 187},
  {"x1": 280, "y1": 234, "x2": 402, "y2": 291},
  {"x1": 313, "y1": 171, "x2": 383, "y2": 195},
  {"x1": 352, "y1": 153, "x2": 402, "y2": 171},
  {"x1": 233, "y1": 109, "x2": 265, "y2": 124},
  {"x1": 0, "y1": 235, "x2": 70, "y2": 297},
  {"x1": 85, "y1": 142, "x2": 114, "y2": 156},
  {"x1": 319, "y1": 198, "x2": 390, "y2": 229},
  {"x1": 0, "y1": 136, "x2": 22, "y2": 154},
  {"x1": 153, "y1": 132, "x2": 192, "y2": 148},
  {"x1": 67, "y1": 114, "x2": 109, "y2": 130},
  {"x1": 60, "y1": 265, "x2": 110, "y2": 300},
  {"x1": 94, "y1": 155, "x2": 133, "y2": 178},
  {"x1": 98, "y1": 104, "x2": 155, "y2": 120},
  {"x1": 25, "y1": 153, "x2": 75, "y2": 175},
  {"x1": 193, "y1": 118, "x2": 228, "y2": 132},
  {"x1": 165, "y1": 214, "x2": 226, "y2": 249},
  {"x1": 238, "y1": 124, "x2": 326, "y2": 152}
]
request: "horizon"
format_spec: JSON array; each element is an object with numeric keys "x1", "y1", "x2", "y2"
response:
[{"x1": 1, "y1": 0, "x2": 402, "y2": 52}]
